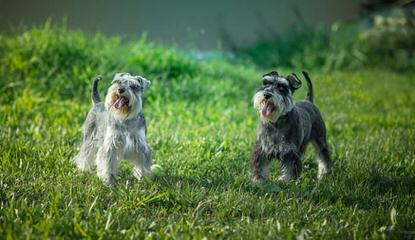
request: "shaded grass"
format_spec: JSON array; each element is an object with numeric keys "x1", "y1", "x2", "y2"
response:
[{"x1": 1, "y1": 25, "x2": 415, "y2": 239}]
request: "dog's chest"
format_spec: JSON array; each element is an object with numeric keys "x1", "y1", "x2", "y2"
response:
[
  {"x1": 124, "y1": 133, "x2": 137, "y2": 153},
  {"x1": 258, "y1": 126, "x2": 287, "y2": 155},
  {"x1": 259, "y1": 130, "x2": 284, "y2": 154},
  {"x1": 122, "y1": 128, "x2": 146, "y2": 154}
]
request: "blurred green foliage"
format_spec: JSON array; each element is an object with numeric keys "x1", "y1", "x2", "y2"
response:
[{"x1": 236, "y1": 16, "x2": 415, "y2": 72}]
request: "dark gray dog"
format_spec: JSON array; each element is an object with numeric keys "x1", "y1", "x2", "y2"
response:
[
  {"x1": 251, "y1": 71, "x2": 331, "y2": 182},
  {"x1": 73, "y1": 73, "x2": 153, "y2": 185}
]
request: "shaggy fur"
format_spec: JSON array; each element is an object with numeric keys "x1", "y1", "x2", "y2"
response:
[
  {"x1": 73, "y1": 73, "x2": 153, "y2": 185},
  {"x1": 251, "y1": 71, "x2": 331, "y2": 182}
]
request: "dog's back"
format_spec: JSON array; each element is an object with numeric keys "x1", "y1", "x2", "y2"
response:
[
  {"x1": 295, "y1": 70, "x2": 328, "y2": 144},
  {"x1": 295, "y1": 100, "x2": 327, "y2": 143}
]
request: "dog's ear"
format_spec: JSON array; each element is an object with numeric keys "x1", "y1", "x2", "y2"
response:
[
  {"x1": 262, "y1": 71, "x2": 278, "y2": 78},
  {"x1": 287, "y1": 74, "x2": 302, "y2": 90},
  {"x1": 262, "y1": 71, "x2": 278, "y2": 85},
  {"x1": 112, "y1": 72, "x2": 128, "y2": 84},
  {"x1": 136, "y1": 76, "x2": 151, "y2": 89},
  {"x1": 115, "y1": 72, "x2": 129, "y2": 78}
]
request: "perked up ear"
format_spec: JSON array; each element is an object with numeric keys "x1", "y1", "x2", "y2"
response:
[
  {"x1": 262, "y1": 70, "x2": 279, "y2": 85},
  {"x1": 114, "y1": 72, "x2": 129, "y2": 78},
  {"x1": 112, "y1": 72, "x2": 129, "y2": 84},
  {"x1": 262, "y1": 70, "x2": 278, "y2": 78},
  {"x1": 287, "y1": 73, "x2": 302, "y2": 90},
  {"x1": 136, "y1": 76, "x2": 151, "y2": 89}
]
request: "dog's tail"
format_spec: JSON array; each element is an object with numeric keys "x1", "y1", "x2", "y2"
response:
[
  {"x1": 302, "y1": 71, "x2": 313, "y2": 103},
  {"x1": 92, "y1": 75, "x2": 101, "y2": 105}
]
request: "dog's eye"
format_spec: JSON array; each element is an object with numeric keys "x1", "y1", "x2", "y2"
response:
[
  {"x1": 130, "y1": 84, "x2": 140, "y2": 91},
  {"x1": 277, "y1": 84, "x2": 286, "y2": 92}
]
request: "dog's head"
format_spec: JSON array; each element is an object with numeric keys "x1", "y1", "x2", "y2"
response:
[
  {"x1": 253, "y1": 71, "x2": 301, "y2": 122},
  {"x1": 105, "y1": 73, "x2": 151, "y2": 120}
]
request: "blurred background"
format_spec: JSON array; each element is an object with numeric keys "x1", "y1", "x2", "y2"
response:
[
  {"x1": 0, "y1": 0, "x2": 414, "y2": 71},
  {"x1": 0, "y1": 0, "x2": 361, "y2": 49}
]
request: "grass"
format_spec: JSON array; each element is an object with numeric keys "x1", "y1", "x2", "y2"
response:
[{"x1": 1, "y1": 24, "x2": 415, "y2": 239}]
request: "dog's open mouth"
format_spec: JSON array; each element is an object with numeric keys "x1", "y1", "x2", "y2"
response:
[
  {"x1": 113, "y1": 95, "x2": 129, "y2": 109},
  {"x1": 260, "y1": 101, "x2": 275, "y2": 117}
]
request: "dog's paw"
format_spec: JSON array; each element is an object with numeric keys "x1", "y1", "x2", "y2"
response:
[
  {"x1": 132, "y1": 166, "x2": 154, "y2": 181},
  {"x1": 252, "y1": 176, "x2": 266, "y2": 184},
  {"x1": 317, "y1": 162, "x2": 331, "y2": 179},
  {"x1": 98, "y1": 173, "x2": 115, "y2": 186},
  {"x1": 317, "y1": 167, "x2": 330, "y2": 180},
  {"x1": 73, "y1": 156, "x2": 95, "y2": 172},
  {"x1": 277, "y1": 174, "x2": 296, "y2": 182}
]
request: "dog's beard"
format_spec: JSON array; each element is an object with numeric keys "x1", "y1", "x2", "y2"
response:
[
  {"x1": 105, "y1": 87, "x2": 141, "y2": 120},
  {"x1": 253, "y1": 91, "x2": 294, "y2": 123}
]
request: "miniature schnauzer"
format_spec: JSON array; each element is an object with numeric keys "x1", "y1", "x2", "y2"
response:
[
  {"x1": 73, "y1": 73, "x2": 153, "y2": 185},
  {"x1": 251, "y1": 71, "x2": 331, "y2": 182}
]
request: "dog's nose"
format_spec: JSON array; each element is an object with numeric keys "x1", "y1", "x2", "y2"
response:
[
  {"x1": 264, "y1": 92, "x2": 272, "y2": 99},
  {"x1": 118, "y1": 88, "x2": 125, "y2": 94}
]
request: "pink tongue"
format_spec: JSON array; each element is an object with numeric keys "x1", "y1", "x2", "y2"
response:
[
  {"x1": 261, "y1": 104, "x2": 273, "y2": 117},
  {"x1": 114, "y1": 98, "x2": 125, "y2": 109}
]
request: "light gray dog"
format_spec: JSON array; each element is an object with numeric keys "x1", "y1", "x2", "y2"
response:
[
  {"x1": 251, "y1": 71, "x2": 331, "y2": 182},
  {"x1": 73, "y1": 73, "x2": 153, "y2": 185}
]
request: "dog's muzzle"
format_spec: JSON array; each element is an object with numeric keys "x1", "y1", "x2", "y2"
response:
[
  {"x1": 260, "y1": 92, "x2": 276, "y2": 117},
  {"x1": 260, "y1": 101, "x2": 275, "y2": 117},
  {"x1": 113, "y1": 94, "x2": 129, "y2": 109}
]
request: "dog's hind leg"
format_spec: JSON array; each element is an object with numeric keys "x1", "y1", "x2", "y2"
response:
[
  {"x1": 73, "y1": 140, "x2": 97, "y2": 171},
  {"x1": 73, "y1": 120, "x2": 98, "y2": 171},
  {"x1": 73, "y1": 106, "x2": 101, "y2": 171},
  {"x1": 312, "y1": 136, "x2": 331, "y2": 179}
]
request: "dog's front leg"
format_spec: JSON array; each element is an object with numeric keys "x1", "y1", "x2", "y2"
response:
[
  {"x1": 251, "y1": 142, "x2": 270, "y2": 183},
  {"x1": 96, "y1": 136, "x2": 118, "y2": 186},
  {"x1": 279, "y1": 151, "x2": 302, "y2": 181},
  {"x1": 132, "y1": 146, "x2": 153, "y2": 180}
]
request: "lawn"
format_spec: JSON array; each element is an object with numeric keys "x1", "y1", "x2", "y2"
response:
[{"x1": 1, "y1": 25, "x2": 414, "y2": 239}]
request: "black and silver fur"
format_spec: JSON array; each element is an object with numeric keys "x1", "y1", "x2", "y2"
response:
[
  {"x1": 73, "y1": 73, "x2": 153, "y2": 185},
  {"x1": 251, "y1": 71, "x2": 331, "y2": 182}
]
